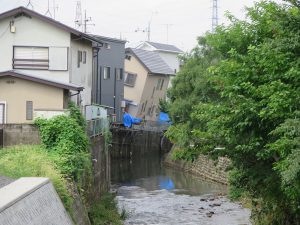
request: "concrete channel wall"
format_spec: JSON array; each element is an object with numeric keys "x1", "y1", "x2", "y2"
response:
[
  {"x1": 164, "y1": 147, "x2": 231, "y2": 185},
  {"x1": 111, "y1": 127, "x2": 173, "y2": 158},
  {"x1": 0, "y1": 178, "x2": 73, "y2": 225}
]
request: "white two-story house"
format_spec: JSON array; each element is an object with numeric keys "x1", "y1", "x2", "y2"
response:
[{"x1": 0, "y1": 7, "x2": 102, "y2": 124}]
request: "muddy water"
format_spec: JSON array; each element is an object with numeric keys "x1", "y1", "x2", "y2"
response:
[{"x1": 111, "y1": 152, "x2": 251, "y2": 225}]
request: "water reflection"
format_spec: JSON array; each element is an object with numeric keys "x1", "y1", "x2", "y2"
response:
[{"x1": 111, "y1": 152, "x2": 227, "y2": 196}]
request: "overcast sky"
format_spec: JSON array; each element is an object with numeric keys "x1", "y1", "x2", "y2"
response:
[{"x1": 0, "y1": 0, "x2": 283, "y2": 51}]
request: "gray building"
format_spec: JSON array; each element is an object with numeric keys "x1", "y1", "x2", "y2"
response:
[{"x1": 92, "y1": 36, "x2": 126, "y2": 122}]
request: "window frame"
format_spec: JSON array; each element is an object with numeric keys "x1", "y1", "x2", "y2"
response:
[
  {"x1": 103, "y1": 66, "x2": 111, "y2": 80},
  {"x1": 82, "y1": 51, "x2": 86, "y2": 64},
  {"x1": 116, "y1": 68, "x2": 123, "y2": 81},
  {"x1": 13, "y1": 46, "x2": 49, "y2": 70},
  {"x1": 124, "y1": 72, "x2": 137, "y2": 87},
  {"x1": 26, "y1": 101, "x2": 33, "y2": 120}
]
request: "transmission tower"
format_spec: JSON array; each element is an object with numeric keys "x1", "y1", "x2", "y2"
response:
[
  {"x1": 75, "y1": 1, "x2": 82, "y2": 30},
  {"x1": 45, "y1": 0, "x2": 53, "y2": 18},
  {"x1": 26, "y1": 0, "x2": 34, "y2": 10},
  {"x1": 212, "y1": 0, "x2": 219, "y2": 32}
]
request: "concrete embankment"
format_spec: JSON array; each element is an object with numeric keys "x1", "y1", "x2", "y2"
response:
[
  {"x1": 164, "y1": 147, "x2": 230, "y2": 185},
  {"x1": 0, "y1": 177, "x2": 73, "y2": 225}
]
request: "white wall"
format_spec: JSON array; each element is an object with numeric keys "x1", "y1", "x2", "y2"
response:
[
  {"x1": 70, "y1": 40, "x2": 93, "y2": 108},
  {"x1": 0, "y1": 15, "x2": 71, "y2": 82},
  {"x1": 157, "y1": 51, "x2": 180, "y2": 74}
]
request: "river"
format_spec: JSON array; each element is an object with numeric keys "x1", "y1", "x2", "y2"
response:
[{"x1": 111, "y1": 152, "x2": 251, "y2": 225}]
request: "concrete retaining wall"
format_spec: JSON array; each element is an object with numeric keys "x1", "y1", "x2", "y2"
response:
[
  {"x1": 0, "y1": 124, "x2": 40, "y2": 147},
  {"x1": 164, "y1": 148, "x2": 230, "y2": 185},
  {"x1": 111, "y1": 128, "x2": 172, "y2": 158},
  {"x1": 0, "y1": 178, "x2": 73, "y2": 225},
  {"x1": 90, "y1": 135, "x2": 110, "y2": 200}
]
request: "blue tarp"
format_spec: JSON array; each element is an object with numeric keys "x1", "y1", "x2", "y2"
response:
[
  {"x1": 123, "y1": 113, "x2": 142, "y2": 128},
  {"x1": 158, "y1": 112, "x2": 171, "y2": 124}
]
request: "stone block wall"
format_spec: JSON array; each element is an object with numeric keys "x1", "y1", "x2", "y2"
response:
[
  {"x1": 164, "y1": 148, "x2": 231, "y2": 185},
  {"x1": 0, "y1": 124, "x2": 40, "y2": 147}
]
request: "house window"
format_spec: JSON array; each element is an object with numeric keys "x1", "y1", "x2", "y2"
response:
[
  {"x1": 26, "y1": 101, "x2": 33, "y2": 120},
  {"x1": 104, "y1": 67, "x2": 110, "y2": 79},
  {"x1": 156, "y1": 79, "x2": 161, "y2": 90},
  {"x1": 104, "y1": 43, "x2": 111, "y2": 49},
  {"x1": 83, "y1": 51, "x2": 86, "y2": 64},
  {"x1": 124, "y1": 72, "x2": 137, "y2": 87},
  {"x1": 116, "y1": 68, "x2": 123, "y2": 81},
  {"x1": 160, "y1": 79, "x2": 164, "y2": 90},
  {"x1": 151, "y1": 86, "x2": 155, "y2": 98},
  {"x1": 13, "y1": 46, "x2": 49, "y2": 70},
  {"x1": 125, "y1": 55, "x2": 131, "y2": 60},
  {"x1": 143, "y1": 101, "x2": 147, "y2": 112},
  {"x1": 77, "y1": 50, "x2": 82, "y2": 68}
]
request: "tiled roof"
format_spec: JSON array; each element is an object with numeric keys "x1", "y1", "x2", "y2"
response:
[
  {"x1": 146, "y1": 41, "x2": 183, "y2": 53},
  {"x1": 127, "y1": 48, "x2": 174, "y2": 75}
]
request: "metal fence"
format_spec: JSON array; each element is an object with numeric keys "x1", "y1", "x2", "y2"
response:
[{"x1": 86, "y1": 118, "x2": 109, "y2": 137}]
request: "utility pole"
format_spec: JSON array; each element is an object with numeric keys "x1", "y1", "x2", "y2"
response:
[
  {"x1": 75, "y1": 1, "x2": 82, "y2": 30},
  {"x1": 135, "y1": 11, "x2": 158, "y2": 42},
  {"x1": 163, "y1": 24, "x2": 173, "y2": 43},
  {"x1": 212, "y1": 0, "x2": 219, "y2": 32}
]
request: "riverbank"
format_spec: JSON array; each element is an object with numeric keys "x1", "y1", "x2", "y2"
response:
[{"x1": 163, "y1": 147, "x2": 230, "y2": 185}]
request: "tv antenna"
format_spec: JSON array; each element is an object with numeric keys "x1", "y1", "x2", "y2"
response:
[
  {"x1": 75, "y1": 1, "x2": 83, "y2": 29},
  {"x1": 26, "y1": 0, "x2": 34, "y2": 10},
  {"x1": 45, "y1": 0, "x2": 53, "y2": 18},
  {"x1": 135, "y1": 11, "x2": 158, "y2": 41},
  {"x1": 83, "y1": 10, "x2": 95, "y2": 33},
  {"x1": 212, "y1": 0, "x2": 219, "y2": 31}
]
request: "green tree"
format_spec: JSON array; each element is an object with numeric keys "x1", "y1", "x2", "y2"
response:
[{"x1": 167, "y1": 1, "x2": 300, "y2": 224}]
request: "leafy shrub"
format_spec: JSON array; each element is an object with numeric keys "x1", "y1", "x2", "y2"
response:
[{"x1": 35, "y1": 115, "x2": 91, "y2": 182}]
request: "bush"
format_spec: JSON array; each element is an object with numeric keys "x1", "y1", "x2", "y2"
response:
[{"x1": 35, "y1": 114, "x2": 91, "y2": 182}]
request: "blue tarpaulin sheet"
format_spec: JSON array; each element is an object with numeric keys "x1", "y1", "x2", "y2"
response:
[{"x1": 158, "y1": 112, "x2": 171, "y2": 124}]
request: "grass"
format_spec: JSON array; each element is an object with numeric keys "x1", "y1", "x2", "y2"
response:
[
  {"x1": 0, "y1": 145, "x2": 73, "y2": 214},
  {"x1": 88, "y1": 193, "x2": 126, "y2": 225}
]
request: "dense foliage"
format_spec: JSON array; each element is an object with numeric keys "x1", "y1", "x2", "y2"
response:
[
  {"x1": 166, "y1": 1, "x2": 300, "y2": 224},
  {"x1": 0, "y1": 145, "x2": 73, "y2": 214},
  {"x1": 35, "y1": 107, "x2": 91, "y2": 182}
]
